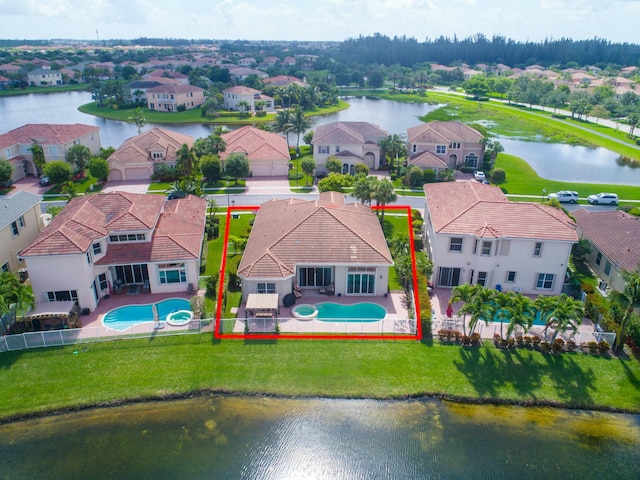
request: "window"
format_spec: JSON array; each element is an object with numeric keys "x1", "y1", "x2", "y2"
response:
[
  {"x1": 449, "y1": 237, "x2": 463, "y2": 252},
  {"x1": 533, "y1": 242, "x2": 543, "y2": 257},
  {"x1": 477, "y1": 271, "x2": 488, "y2": 286},
  {"x1": 335, "y1": 145, "x2": 340, "y2": 153},
  {"x1": 299, "y1": 267, "x2": 332, "y2": 287},
  {"x1": 98, "y1": 273, "x2": 108, "y2": 292},
  {"x1": 438, "y1": 267, "x2": 461, "y2": 287},
  {"x1": 11, "y1": 221, "x2": 19, "y2": 237},
  {"x1": 481, "y1": 241, "x2": 492, "y2": 256},
  {"x1": 92, "y1": 242, "x2": 102, "y2": 256},
  {"x1": 86, "y1": 251, "x2": 92, "y2": 265},
  {"x1": 449, "y1": 142, "x2": 461, "y2": 149},
  {"x1": 318, "y1": 145, "x2": 329, "y2": 154},
  {"x1": 18, "y1": 216, "x2": 25, "y2": 228},
  {"x1": 506, "y1": 271, "x2": 516, "y2": 283},
  {"x1": 536, "y1": 273, "x2": 555, "y2": 290},
  {"x1": 46, "y1": 290, "x2": 78, "y2": 303},
  {"x1": 604, "y1": 261, "x2": 612, "y2": 276},
  {"x1": 347, "y1": 267, "x2": 376, "y2": 294},
  {"x1": 412, "y1": 144, "x2": 417, "y2": 153},
  {"x1": 464, "y1": 152, "x2": 478, "y2": 168},
  {"x1": 500, "y1": 240, "x2": 511, "y2": 256},
  {"x1": 158, "y1": 263, "x2": 187, "y2": 284},
  {"x1": 1, "y1": 262, "x2": 9, "y2": 273},
  {"x1": 109, "y1": 233, "x2": 146, "y2": 243},
  {"x1": 595, "y1": 252, "x2": 602, "y2": 266},
  {"x1": 473, "y1": 239, "x2": 478, "y2": 254},
  {"x1": 257, "y1": 283, "x2": 276, "y2": 294},
  {"x1": 436, "y1": 145, "x2": 446, "y2": 154}
]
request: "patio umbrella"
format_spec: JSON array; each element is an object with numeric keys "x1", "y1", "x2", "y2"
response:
[{"x1": 446, "y1": 303, "x2": 453, "y2": 318}]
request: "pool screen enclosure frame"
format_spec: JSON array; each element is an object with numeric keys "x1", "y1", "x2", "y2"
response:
[{"x1": 215, "y1": 204, "x2": 422, "y2": 341}]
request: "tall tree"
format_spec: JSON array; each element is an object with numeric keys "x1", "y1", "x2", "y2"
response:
[
  {"x1": 42, "y1": 160, "x2": 72, "y2": 186},
  {"x1": 0, "y1": 271, "x2": 35, "y2": 319},
  {"x1": 450, "y1": 283, "x2": 481, "y2": 336},
  {"x1": 378, "y1": 134, "x2": 407, "y2": 174},
  {"x1": 175, "y1": 144, "x2": 197, "y2": 178},
  {"x1": 127, "y1": 107, "x2": 147, "y2": 134},
  {"x1": 373, "y1": 178, "x2": 397, "y2": 223},
  {"x1": 548, "y1": 295, "x2": 584, "y2": 342},
  {"x1": 274, "y1": 109, "x2": 293, "y2": 149},
  {"x1": 29, "y1": 143, "x2": 46, "y2": 175},
  {"x1": 290, "y1": 106, "x2": 312, "y2": 157},
  {"x1": 224, "y1": 152, "x2": 250, "y2": 184},
  {"x1": 66, "y1": 145, "x2": 92, "y2": 177},
  {"x1": 352, "y1": 175, "x2": 379, "y2": 206},
  {"x1": 610, "y1": 267, "x2": 640, "y2": 351},
  {"x1": 300, "y1": 157, "x2": 316, "y2": 186}
]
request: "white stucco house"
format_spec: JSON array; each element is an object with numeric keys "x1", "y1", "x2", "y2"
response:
[
  {"x1": 573, "y1": 209, "x2": 640, "y2": 295},
  {"x1": 424, "y1": 182, "x2": 577, "y2": 295},
  {"x1": 0, "y1": 123, "x2": 102, "y2": 182},
  {"x1": 27, "y1": 68, "x2": 62, "y2": 86},
  {"x1": 311, "y1": 121, "x2": 389, "y2": 174},
  {"x1": 20, "y1": 192, "x2": 206, "y2": 312},
  {"x1": 222, "y1": 86, "x2": 275, "y2": 113},
  {"x1": 237, "y1": 192, "x2": 393, "y2": 305},
  {"x1": 407, "y1": 121, "x2": 484, "y2": 170}
]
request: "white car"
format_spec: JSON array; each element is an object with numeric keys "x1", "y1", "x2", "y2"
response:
[
  {"x1": 587, "y1": 192, "x2": 618, "y2": 205},
  {"x1": 547, "y1": 190, "x2": 579, "y2": 203},
  {"x1": 473, "y1": 171, "x2": 486, "y2": 181}
]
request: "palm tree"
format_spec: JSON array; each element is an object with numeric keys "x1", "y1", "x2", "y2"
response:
[
  {"x1": 352, "y1": 175, "x2": 379, "y2": 206},
  {"x1": 127, "y1": 107, "x2": 147, "y2": 134},
  {"x1": 610, "y1": 267, "x2": 640, "y2": 350},
  {"x1": 290, "y1": 106, "x2": 312, "y2": 157},
  {"x1": 373, "y1": 178, "x2": 397, "y2": 223},
  {"x1": 175, "y1": 144, "x2": 197, "y2": 178},
  {"x1": 274, "y1": 109, "x2": 294, "y2": 149},
  {"x1": 459, "y1": 287, "x2": 495, "y2": 335},
  {"x1": 505, "y1": 292, "x2": 534, "y2": 340},
  {"x1": 534, "y1": 295, "x2": 559, "y2": 341},
  {"x1": 548, "y1": 295, "x2": 584, "y2": 342},
  {"x1": 0, "y1": 271, "x2": 35, "y2": 322},
  {"x1": 167, "y1": 178, "x2": 204, "y2": 199},
  {"x1": 450, "y1": 283, "x2": 480, "y2": 336},
  {"x1": 378, "y1": 134, "x2": 407, "y2": 173},
  {"x1": 492, "y1": 291, "x2": 513, "y2": 340}
]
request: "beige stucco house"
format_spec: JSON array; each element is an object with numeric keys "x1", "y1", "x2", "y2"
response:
[
  {"x1": 573, "y1": 209, "x2": 640, "y2": 295},
  {"x1": 20, "y1": 192, "x2": 206, "y2": 312},
  {"x1": 0, "y1": 124, "x2": 102, "y2": 182},
  {"x1": 238, "y1": 192, "x2": 393, "y2": 305},
  {"x1": 0, "y1": 191, "x2": 43, "y2": 275},
  {"x1": 146, "y1": 84, "x2": 205, "y2": 112},
  {"x1": 311, "y1": 121, "x2": 389, "y2": 174},
  {"x1": 407, "y1": 121, "x2": 484, "y2": 170},
  {"x1": 222, "y1": 86, "x2": 275, "y2": 113},
  {"x1": 27, "y1": 68, "x2": 62, "y2": 86},
  {"x1": 107, "y1": 128, "x2": 194, "y2": 181},
  {"x1": 220, "y1": 126, "x2": 290, "y2": 177},
  {"x1": 424, "y1": 182, "x2": 577, "y2": 295}
]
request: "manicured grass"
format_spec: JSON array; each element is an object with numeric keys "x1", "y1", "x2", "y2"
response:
[
  {"x1": 495, "y1": 153, "x2": 640, "y2": 201},
  {"x1": 1, "y1": 337, "x2": 639, "y2": 420},
  {"x1": 42, "y1": 174, "x2": 103, "y2": 200},
  {"x1": 0, "y1": 83, "x2": 90, "y2": 97},
  {"x1": 288, "y1": 155, "x2": 315, "y2": 188}
]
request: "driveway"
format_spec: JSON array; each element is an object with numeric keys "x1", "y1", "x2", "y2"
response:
[
  {"x1": 101, "y1": 180, "x2": 151, "y2": 194},
  {"x1": 9, "y1": 176, "x2": 51, "y2": 196},
  {"x1": 244, "y1": 176, "x2": 292, "y2": 194}
]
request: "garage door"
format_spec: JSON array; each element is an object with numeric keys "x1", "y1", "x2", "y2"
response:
[
  {"x1": 124, "y1": 167, "x2": 151, "y2": 180},
  {"x1": 251, "y1": 161, "x2": 288, "y2": 177},
  {"x1": 109, "y1": 169, "x2": 123, "y2": 181}
]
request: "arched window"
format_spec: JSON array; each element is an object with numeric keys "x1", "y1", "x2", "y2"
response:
[{"x1": 465, "y1": 152, "x2": 478, "y2": 168}]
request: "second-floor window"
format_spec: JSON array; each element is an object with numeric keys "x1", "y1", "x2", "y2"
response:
[
  {"x1": 11, "y1": 221, "x2": 19, "y2": 237},
  {"x1": 412, "y1": 144, "x2": 417, "y2": 153},
  {"x1": 436, "y1": 145, "x2": 446, "y2": 154},
  {"x1": 533, "y1": 242, "x2": 543, "y2": 257},
  {"x1": 92, "y1": 242, "x2": 102, "y2": 256},
  {"x1": 449, "y1": 237, "x2": 463, "y2": 252},
  {"x1": 595, "y1": 252, "x2": 602, "y2": 265},
  {"x1": 318, "y1": 145, "x2": 329, "y2": 154},
  {"x1": 481, "y1": 241, "x2": 492, "y2": 256},
  {"x1": 506, "y1": 271, "x2": 516, "y2": 283}
]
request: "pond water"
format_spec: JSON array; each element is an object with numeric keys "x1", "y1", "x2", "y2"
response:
[
  {"x1": 0, "y1": 396, "x2": 638, "y2": 479},
  {"x1": 1, "y1": 92, "x2": 638, "y2": 185}
]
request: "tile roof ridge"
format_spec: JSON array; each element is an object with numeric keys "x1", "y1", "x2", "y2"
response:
[{"x1": 531, "y1": 202, "x2": 576, "y2": 227}]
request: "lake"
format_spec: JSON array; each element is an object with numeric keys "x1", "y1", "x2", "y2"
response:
[
  {"x1": 1, "y1": 92, "x2": 638, "y2": 184},
  {"x1": 0, "y1": 395, "x2": 638, "y2": 479}
]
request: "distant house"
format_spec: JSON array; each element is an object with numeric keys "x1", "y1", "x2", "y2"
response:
[
  {"x1": 21, "y1": 192, "x2": 206, "y2": 312},
  {"x1": 220, "y1": 126, "x2": 290, "y2": 176},
  {"x1": 263, "y1": 75, "x2": 306, "y2": 87},
  {"x1": 27, "y1": 68, "x2": 62, "y2": 86},
  {"x1": 0, "y1": 75, "x2": 11, "y2": 89},
  {"x1": 107, "y1": 128, "x2": 194, "y2": 181},
  {"x1": 0, "y1": 123, "x2": 101, "y2": 182},
  {"x1": 123, "y1": 80, "x2": 164, "y2": 102},
  {"x1": 424, "y1": 182, "x2": 577, "y2": 295},
  {"x1": 146, "y1": 84, "x2": 205, "y2": 112},
  {"x1": 311, "y1": 121, "x2": 389, "y2": 173},
  {"x1": 238, "y1": 192, "x2": 393, "y2": 305},
  {"x1": 407, "y1": 121, "x2": 484, "y2": 170},
  {"x1": 237, "y1": 57, "x2": 256, "y2": 67},
  {"x1": 227, "y1": 67, "x2": 268, "y2": 81},
  {"x1": 0, "y1": 191, "x2": 43, "y2": 275},
  {"x1": 573, "y1": 209, "x2": 640, "y2": 295},
  {"x1": 222, "y1": 86, "x2": 275, "y2": 113}
]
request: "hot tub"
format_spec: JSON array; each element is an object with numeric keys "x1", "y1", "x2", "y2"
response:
[
  {"x1": 291, "y1": 304, "x2": 318, "y2": 320},
  {"x1": 166, "y1": 310, "x2": 194, "y2": 326}
]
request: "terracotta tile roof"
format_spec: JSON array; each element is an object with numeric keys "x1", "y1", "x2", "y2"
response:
[
  {"x1": 407, "y1": 151, "x2": 448, "y2": 169},
  {"x1": 407, "y1": 121, "x2": 483, "y2": 144},
  {"x1": 263, "y1": 75, "x2": 305, "y2": 87},
  {"x1": 238, "y1": 192, "x2": 393, "y2": 279},
  {"x1": 220, "y1": 126, "x2": 290, "y2": 162},
  {"x1": 223, "y1": 86, "x2": 261, "y2": 95},
  {"x1": 21, "y1": 192, "x2": 166, "y2": 257},
  {"x1": 424, "y1": 182, "x2": 577, "y2": 241},
  {"x1": 107, "y1": 128, "x2": 194, "y2": 166},
  {"x1": 146, "y1": 84, "x2": 204, "y2": 94},
  {"x1": 2, "y1": 123, "x2": 99, "y2": 146},
  {"x1": 573, "y1": 209, "x2": 640, "y2": 272},
  {"x1": 311, "y1": 122, "x2": 388, "y2": 146}
]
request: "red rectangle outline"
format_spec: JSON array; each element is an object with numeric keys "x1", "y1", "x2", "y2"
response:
[{"x1": 214, "y1": 204, "x2": 422, "y2": 341}]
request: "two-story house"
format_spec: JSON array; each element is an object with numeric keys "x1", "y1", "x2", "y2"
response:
[
  {"x1": 311, "y1": 121, "x2": 389, "y2": 174},
  {"x1": 146, "y1": 84, "x2": 205, "y2": 112},
  {"x1": 0, "y1": 191, "x2": 43, "y2": 275},
  {"x1": 0, "y1": 124, "x2": 102, "y2": 182},
  {"x1": 424, "y1": 182, "x2": 577, "y2": 295},
  {"x1": 107, "y1": 128, "x2": 195, "y2": 181},
  {"x1": 222, "y1": 86, "x2": 275, "y2": 113},
  {"x1": 20, "y1": 192, "x2": 206, "y2": 312},
  {"x1": 407, "y1": 121, "x2": 484, "y2": 170},
  {"x1": 573, "y1": 209, "x2": 640, "y2": 295},
  {"x1": 27, "y1": 68, "x2": 62, "y2": 86}
]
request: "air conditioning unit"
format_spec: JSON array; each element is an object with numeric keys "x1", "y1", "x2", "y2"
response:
[{"x1": 598, "y1": 280, "x2": 608, "y2": 291}]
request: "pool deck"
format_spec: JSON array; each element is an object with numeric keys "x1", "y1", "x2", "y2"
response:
[{"x1": 231, "y1": 292, "x2": 413, "y2": 335}]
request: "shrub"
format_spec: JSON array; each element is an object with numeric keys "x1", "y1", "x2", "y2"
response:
[
  {"x1": 423, "y1": 169, "x2": 437, "y2": 183},
  {"x1": 205, "y1": 273, "x2": 219, "y2": 298},
  {"x1": 411, "y1": 209, "x2": 422, "y2": 220},
  {"x1": 177, "y1": 104, "x2": 187, "y2": 112},
  {"x1": 566, "y1": 339, "x2": 577, "y2": 352},
  {"x1": 255, "y1": 110, "x2": 267, "y2": 117},
  {"x1": 470, "y1": 332, "x2": 481, "y2": 346},
  {"x1": 515, "y1": 335, "x2": 525, "y2": 347},
  {"x1": 586, "y1": 341, "x2": 599, "y2": 354},
  {"x1": 598, "y1": 340, "x2": 610, "y2": 354},
  {"x1": 354, "y1": 163, "x2": 369, "y2": 176},
  {"x1": 490, "y1": 168, "x2": 505, "y2": 184},
  {"x1": 539, "y1": 341, "x2": 551, "y2": 353},
  {"x1": 523, "y1": 336, "x2": 532, "y2": 347},
  {"x1": 552, "y1": 338, "x2": 565, "y2": 353}
]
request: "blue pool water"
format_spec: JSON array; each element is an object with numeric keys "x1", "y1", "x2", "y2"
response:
[
  {"x1": 103, "y1": 298, "x2": 191, "y2": 331},
  {"x1": 316, "y1": 302, "x2": 386, "y2": 322},
  {"x1": 492, "y1": 309, "x2": 546, "y2": 326}
]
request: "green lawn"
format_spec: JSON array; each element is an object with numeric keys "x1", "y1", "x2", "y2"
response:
[
  {"x1": 0, "y1": 83, "x2": 90, "y2": 97},
  {"x1": 42, "y1": 174, "x2": 103, "y2": 200},
  {"x1": 1, "y1": 338, "x2": 639, "y2": 420}
]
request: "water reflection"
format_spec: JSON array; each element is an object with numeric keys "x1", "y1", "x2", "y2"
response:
[{"x1": 0, "y1": 396, "x2": 638, "y2": 479}]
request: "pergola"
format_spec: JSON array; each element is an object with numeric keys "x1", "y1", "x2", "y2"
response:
[
  {"x1": 22, "y1": 301, "x2": 79, "y2": 331},
  {"x1": 245, "y1": 294, "x2": 279, "y2": 319}
]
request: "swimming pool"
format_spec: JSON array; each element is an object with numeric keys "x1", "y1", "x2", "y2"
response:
[
  {"x1": 291, "y1": 302, "x2": 387, "y2": 322},
  {"x1": 102, "y1": 298, "x2": 191, "y2": 331}
]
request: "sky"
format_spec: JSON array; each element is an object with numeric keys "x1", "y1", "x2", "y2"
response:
[{"x1": 1, "y1": 0, "x2": 640, "y2": 44}]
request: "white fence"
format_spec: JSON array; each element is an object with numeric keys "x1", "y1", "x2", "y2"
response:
[{"x1": 0, "y1": 319, "x2": 214, "y2": 353}]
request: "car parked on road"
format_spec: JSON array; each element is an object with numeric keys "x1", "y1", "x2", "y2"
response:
[
  {"x1": 547, "y1": 190, "x2": 579, "y2": 203},
  {"x1": 587, "y1": 192, "x2": 618, "y2": 205},
  {"x1": 473, "y1": 171, "x2": 486, "y2": 181}
]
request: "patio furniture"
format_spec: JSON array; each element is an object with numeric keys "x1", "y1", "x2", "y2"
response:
[
  {"x1": 187, "y1": 283, "x2": 194, "y2": 295},
  {"x1": 292, "y1": 284, "x2": 302, "y2": 299},
  {"x1": 114, "y1": 279, "x2": 124, "y2": 295},
  {"x1": 327, "y1": 283, "x2": 335, "y2": 295}
]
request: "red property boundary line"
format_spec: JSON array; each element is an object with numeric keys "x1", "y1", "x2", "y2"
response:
[{"x1": 214, "y1": 204, "x2": 422, "y2": 341}]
